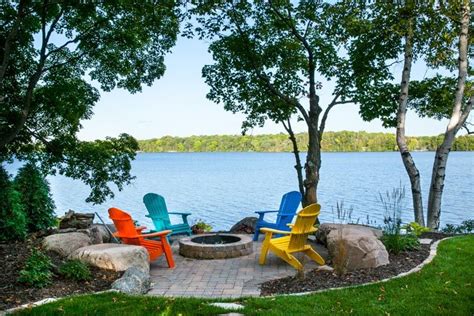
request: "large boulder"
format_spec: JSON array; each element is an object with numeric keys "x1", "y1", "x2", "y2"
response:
[
  {"x1": 43, "y1": 232, "x2": 92, "y2": 257},
  {"x1": 59, "y1": 210, "x2": 94, "y2": 229},
  {"x1": 230, "y1": 217, "x2": 258, "y2": 234},
  {"x1": 111, "y1": 266, "x2": 151, "y2": 295},
  {"x1": 316, "y1": 223, "x2": 382, "y2": 246},
  {"x1": 69, "y1": 243, "x2": 150, "y2": 273},
  {"x1": 327, "y1": 227, "x2": 389, "y2": 271}
]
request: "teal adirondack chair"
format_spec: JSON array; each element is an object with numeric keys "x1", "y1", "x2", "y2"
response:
[{"x1": 143, "y1": 193, "x2": 192, "y2": 236}]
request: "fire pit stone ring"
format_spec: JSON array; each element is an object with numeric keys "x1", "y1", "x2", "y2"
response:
[{"x1": 178, "y1": 233, "x2": 253, "y2": 259}]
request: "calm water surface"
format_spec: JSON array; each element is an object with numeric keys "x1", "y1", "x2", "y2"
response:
[{"x1": 5, "y1": 152, "x2": 474, "y2": 230}]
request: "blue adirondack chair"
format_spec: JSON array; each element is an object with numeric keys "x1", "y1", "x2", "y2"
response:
[
  {"x1": 143, "y1": 193, "x2": 192, "y2": 236},
  {"x1": 253, "y1": 191, "x2": 302, "y2": 241}
]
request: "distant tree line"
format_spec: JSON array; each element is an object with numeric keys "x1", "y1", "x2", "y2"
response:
[{"x1": 138, "y1": 132, "x2": 474, "y2": 153}]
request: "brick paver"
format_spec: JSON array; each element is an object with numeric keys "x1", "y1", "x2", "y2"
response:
[{"x1": 149, "y1": 236, "x2": 329, "y2": 298}]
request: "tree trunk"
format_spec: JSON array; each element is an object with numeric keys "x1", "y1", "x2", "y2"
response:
[
  {"x1": 282, "y1": 119, "x2": 305, "y2": 198},
  {"x1": 303, "y1": 120, "x2": 321, "y2": 207},
  {"x1": 427, "y1": 2, "x2": 471, "y2": 229},
  {"x1": 396, "y1": 18, "x2": 425, "y2": 226}
]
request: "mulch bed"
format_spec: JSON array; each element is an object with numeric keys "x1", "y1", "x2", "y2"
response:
[
  {"x1": 0, "y1": 237, "x2": 121, "y2": 311},
  {"x1": 419, "y1": 232, "x2": 454, "y2": 241},
  {"x1": 260, "y1": 243, "x2": 431, "y2": 296}
]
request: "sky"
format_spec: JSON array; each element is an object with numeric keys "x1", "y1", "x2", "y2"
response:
[{"x1": 78, "y1": 35, "x2": 453, "y2": 141}]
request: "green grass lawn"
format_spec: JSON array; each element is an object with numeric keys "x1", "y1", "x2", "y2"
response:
[{"x1": 14, "y1": 236, "x2": 474, "y2": 316}]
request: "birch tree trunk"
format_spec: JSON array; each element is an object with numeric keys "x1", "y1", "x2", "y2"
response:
[
  {"x1": 427, "y1": 2, "x2": 472, "y2": 229},
  {"x1": 396, "y1": 18, "x2": 425, "y2": 226}
]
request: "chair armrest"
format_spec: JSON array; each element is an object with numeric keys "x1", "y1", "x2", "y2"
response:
[
  {"x1": 287, "y1": 223, "x2": 294, "y2": 228},
  {"x1": 255, "y1": 210, "x2": 279, "y2": 215},
  {"x1": 136, "y1": 226, "x2": 147, "y2": 232},
  {"x1": 168, "y1": 212, "x2": 191, "y2": 216},
  {"x1": 260, "y1": 227, "x2": 292, "y2": 235},
  {"x1": 141, "y1": 230, "x2": 172, "y2": 238}
]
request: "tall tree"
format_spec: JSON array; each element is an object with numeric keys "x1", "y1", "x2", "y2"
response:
[
  {"x1": 191, "y1": 1, "x2": 355, "y2": 206},
  {"x1": 348, "y1": 1, "x2": 472, "y2": 229},
  {"x1": 0, "y1": 1, "x2": 179, "y2": 203}
]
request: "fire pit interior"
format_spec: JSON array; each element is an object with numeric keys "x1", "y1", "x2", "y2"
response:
[{"x1": 179, "y1": 233, "x2": 253, "y2": 259}]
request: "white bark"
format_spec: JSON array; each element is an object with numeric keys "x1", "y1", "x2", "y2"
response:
[{"x1": 427, "y1": 2, "x2": 472, "y2": 229}]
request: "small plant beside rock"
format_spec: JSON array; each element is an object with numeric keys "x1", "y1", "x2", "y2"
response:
[
  {"x1": 191, "y1": 219, "x2": 212, "y2": 234},
  {"x1": 378, "y1": 185, "x2": 420, "y2": 254},
  {"x1": 18, "y1": 249, "x2": 54, "y2": 288},
  {"x1": 59, "y1": 260, "x2": 91, "y2": 281}
]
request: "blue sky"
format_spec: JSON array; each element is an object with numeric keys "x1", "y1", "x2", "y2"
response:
[{"x1": 78, "y1": 36, "x2": 451, "y2": 141}]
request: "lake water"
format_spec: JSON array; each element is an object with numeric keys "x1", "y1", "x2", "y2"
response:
[{"x1": 4, "y1": 152, "x2": 473, "y2": 230}]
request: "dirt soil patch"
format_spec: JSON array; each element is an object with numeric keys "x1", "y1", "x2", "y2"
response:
[
  {"x1": 260, "y1": 243, "x2": 431, "y2": 296},
  {"x1": 0, "y1": 237, "x2": 121, "y2": 310}
]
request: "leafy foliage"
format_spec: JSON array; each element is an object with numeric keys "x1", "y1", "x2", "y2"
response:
[
  {"x1": 402, "y1": 222, "x2": 430, "y2": 237},
  {"x1": 0, "y1": 165, "x2": 26, "y2": 241},
  {"x1": 14, "y1": 162, "x2": 55, "y2": 232},
  {"x1": 441, "y1": 220, "x2": 474, "y2": 234},
  {"x1": 0, "y1": 1, "x2": 179, "y2": 203},
  {"x1": 59, "y1": 260, "x2": 91, "y2": 281},
  {"x1": 18, "y1": 249, "x2": 53, "y2": 288},
  {"x1": 191, "y1": 219, "x2": 212, "y2": 234},
  {"x1": 139, "y1": 132, "x2": 474, "y2": 153},
  {"x1": 381, "y1": 233, "x2": 420, "y2": 254}
]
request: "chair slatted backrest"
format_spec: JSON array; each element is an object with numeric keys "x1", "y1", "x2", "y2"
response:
[
  {"x1": 108, "y1": 207, "x2": 142, "y2": 245},
  {"x1": 143, "y1": 193, "x2": 171, "y2": 230},
  {"x1": 288, "y1": 204, "x2": 320, "y2": 251},
  {"x1": 278, "y1": 191, "x2": 302, "y2": 224}
]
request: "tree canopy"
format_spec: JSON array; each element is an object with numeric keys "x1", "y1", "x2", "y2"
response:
[{"x1": 0, "y1": 1, "x2": 180, "y2": 203}]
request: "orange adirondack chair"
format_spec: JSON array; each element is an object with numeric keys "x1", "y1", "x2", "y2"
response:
[{"x1": 108, "y1": 207, "x2": 175, "y2": 268}]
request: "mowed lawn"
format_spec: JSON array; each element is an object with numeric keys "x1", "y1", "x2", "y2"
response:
[{"x1": 14, "y1": 235, "x2": 474, "y2": 316}]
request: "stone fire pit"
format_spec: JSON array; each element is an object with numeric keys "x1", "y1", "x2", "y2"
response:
[{"x1": 179, "y1": 233, "x2": 253, "y2": 259}]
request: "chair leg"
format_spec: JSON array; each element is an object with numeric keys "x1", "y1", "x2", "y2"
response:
[
  {"x1": 161, "y1": 236, "x2": 175, "y2": 268},
  {"x1": 253, "y1": 227, "x2": 260, "y2": 241},
  {"x1": 304, "y1": 248, "x2": 325, "y2": 265},
  {"x1": 259, "y1": 233, "x2": 272, "y2": 265},
  {"x1": 279, "y1": 252, "x2": 303, "y2": 271}
]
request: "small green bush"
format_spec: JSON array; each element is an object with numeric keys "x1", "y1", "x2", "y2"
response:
[
  {"x1": 402, "y1": 222, "x2": 430, "y2": 237},
  {"x1": 18, "y1": 249, "x2": 53, "y2": 288},
  {"x1": 59, "y1": 260, "x2": 91, "y2": 281},
  {"x1": 0, "y1": 166, "x2": 26, "y2": 241},
  {"x1": 14, "y1": 162, "x2": 56, "y2": 232},
  {"x1": 192, "y1": 219, "x2": 212, "y2": 233},
  {"x1": 382, "y1": 233, "x2": 420, "y2": 254},
  {"x1": 441, "y1": 220, "x2": 474, "y2": 234}
]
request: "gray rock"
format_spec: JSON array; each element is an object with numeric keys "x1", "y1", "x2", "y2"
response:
[
  {"x1": 69, "y1": 243, "x2": 150, "y2": 273},
  {"x1": 111, "y1": 266, "x2": 151, "y2": 295},
  {"x1": 316, "y1": 223, "x2": 382, "y2": 246},
  {"x1": 327, "y1": 226, "x2": 389, "y2": 271},
  {"x1": 230, "y1": 217, "x2": 258, "y2": 234},
  {"x1": 59, "y1": 210, "x2": 94, "y2": 229},
  {"x1": 43, "y1": 232, "x2": 92, "y2": 257},
  {"x1": 90, "y1": 224, "x2": 113, "y2": 243}
]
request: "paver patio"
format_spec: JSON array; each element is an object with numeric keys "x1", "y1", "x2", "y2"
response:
[{"x1": 149, "y1": 236, "x2": 329, "y2": 298}]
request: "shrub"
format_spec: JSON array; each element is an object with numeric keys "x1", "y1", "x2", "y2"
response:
[
  {"x1": 441, "y1": 220, "x2": 474, "y2": 234},
  {"x1": 0, "y1": 166, "x2": 26, "y2": 241},
  {"x1": 381, "y1": 233, "x2": 420, "y2": 254},
  {"x1": 18, "y1": 249, "x2": 53, "y2": 288},
  {"x1": 59, "y1": 260, "x2": 91, "y2": 281},
  {"x1": 402, "y1": 222, "x2": 430, "y2": 237},
  {"x1": 191, "y1": 219, "x2": 212, "y2": 234},
  {"x1": 14, "y1": 162, "x2": 56, "y2": 232}
]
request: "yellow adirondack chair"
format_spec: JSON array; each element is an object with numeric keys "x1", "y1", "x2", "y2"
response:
[{"x1": 259, "y1": 203, "x2": 325, "y2": 271}]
